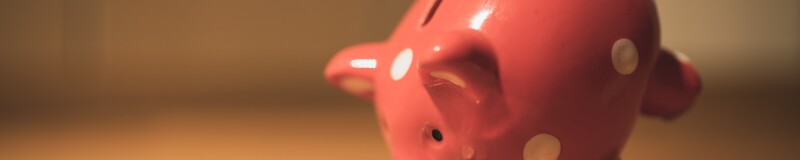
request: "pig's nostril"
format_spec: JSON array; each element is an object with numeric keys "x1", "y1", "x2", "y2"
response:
[{"x1": 431, "y1": 129, "x2": 444, "y2": 142}]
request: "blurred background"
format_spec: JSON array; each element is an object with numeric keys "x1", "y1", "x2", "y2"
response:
[{"x1": 0, "y1": 0, "x2": 797, "y2": 159}]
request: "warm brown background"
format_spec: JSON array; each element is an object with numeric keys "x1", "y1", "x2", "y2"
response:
[{"x1": 1, "y1": 0, "x2": 798, "y2": 159}]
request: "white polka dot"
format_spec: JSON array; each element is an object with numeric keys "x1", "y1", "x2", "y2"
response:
[
  {"x1": 671, "y1": 49, "x2": 692, "y2": 63},
  {"x1": 349, "y1": 59, "x2": 377, "y2": 69},
  {"x1": 523, "y1": 134, "x2": 561, "y2": 160},
  {"x1": 462, "y1": 145, "x2": 476, "y2": 159},
  {"x1": 391, "y1": 48, "x2": 414, "y2": 81},
  {"x1": 611, "y1": 38, "x2": 639, "y2": 75}
]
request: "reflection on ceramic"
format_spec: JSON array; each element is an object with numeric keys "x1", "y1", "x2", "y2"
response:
[{"x1": 325, "y1": 0, "x2": 701, "y2": 159}]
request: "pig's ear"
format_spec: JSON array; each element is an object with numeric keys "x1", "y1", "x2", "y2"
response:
[
  {"x1": 641, "y1": 48, "x2": 702, "y2": 119},
  {"x1": 324, "y1": 42, "x2": 383, "y2": 100},
  {"x1": 418, "y1": 31, "x2": 504, "y2": 129}
]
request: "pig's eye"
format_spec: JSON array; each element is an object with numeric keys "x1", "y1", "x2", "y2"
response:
[
  {"x1": 431, "y1": 129, "x2": 444, "y2": 142},
  {"x1": 421, "y1": 0, "x2": 443, "y2": 26}
]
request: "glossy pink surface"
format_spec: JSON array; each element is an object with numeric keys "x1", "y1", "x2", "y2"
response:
[{"x1": 325, "y1": 0, "x2": 701, "y2": 159}]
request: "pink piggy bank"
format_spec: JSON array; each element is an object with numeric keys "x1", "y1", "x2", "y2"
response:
[{"x1": 325, "y1": 0, "x2": 701, "y2": 159}]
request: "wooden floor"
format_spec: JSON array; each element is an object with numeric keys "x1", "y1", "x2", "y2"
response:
[{"x1": 0, "y1": 93, "x2": 798, "y2": 160}]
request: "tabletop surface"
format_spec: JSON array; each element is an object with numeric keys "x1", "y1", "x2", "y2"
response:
[{"x1": 1, "y1": 93, "x2": 797, "y2": 160}]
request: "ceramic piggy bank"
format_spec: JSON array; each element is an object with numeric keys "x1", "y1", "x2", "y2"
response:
[{"x1": 325, "y1": 0, "x2": 701, "y2": 159}]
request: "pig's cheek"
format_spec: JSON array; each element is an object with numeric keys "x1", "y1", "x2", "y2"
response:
[{"x1": 523, "y1": 134, "x2": 561, "y2": 160}]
